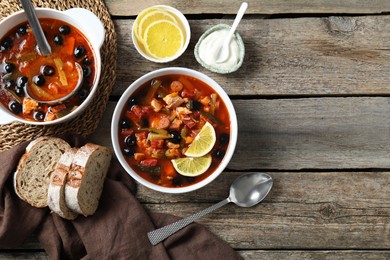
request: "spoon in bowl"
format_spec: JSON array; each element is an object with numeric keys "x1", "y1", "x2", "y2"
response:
[
  {"x1": 215, "y1": 2, "x2": 248, "y2": 63},
  {"x1": 24, "y1": 63, "x2": 84, "y2": 105},
  {"x1": 19, "y1": 0, "x2": 85, "y2": 104},
  {"x1": 147, "y1": 171, "x2": 273, "y2": 245},
  {"x1": 20, "y1": 0, "x2": 51, "y2": 56}
]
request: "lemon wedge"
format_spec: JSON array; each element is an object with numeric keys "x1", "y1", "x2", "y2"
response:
[
  {"x1": 144, "y1": 20, "x2": 184, "y2": 59},
  {"x1": 171, "y1": 154, "x2": 212, "y2": 177},
  {"x1": 184, "y1": 122, "x2": 216, "y2": 157}
]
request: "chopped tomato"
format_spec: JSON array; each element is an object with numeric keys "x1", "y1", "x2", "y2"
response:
[
  {"x1": 140, "y1": 158, "x2": 158, "y2": 167},
  {"x1": 181, "y1": 87, "x2": 195, "y2": 98},
  {"x1": 132, "y1": 105, "x2": 143, "y2": 119},
  {"x1": 150, "y1": 139, "x2": 164, "y2": 148}
]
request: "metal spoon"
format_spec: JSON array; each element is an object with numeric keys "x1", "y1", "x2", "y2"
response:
[
  {"x1": 215, "y1": 2, "x2": 248, "y2": 63},
  {"x1": 19, "y1": 0, "x2": 85, "y2": 104},
  {"x1": 147, "y1": 172, "x2": 273, "y2": 245},
  {"x1": 20, "y1": 0, "x2": 51, "y2": 56},
  {"x1": 24, "y1": 63, "x2": 84, "y2": 105}
]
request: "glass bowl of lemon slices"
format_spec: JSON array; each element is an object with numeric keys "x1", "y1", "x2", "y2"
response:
[{"x1": 132, "y1": 5, "x2": 191, "y2": 63}]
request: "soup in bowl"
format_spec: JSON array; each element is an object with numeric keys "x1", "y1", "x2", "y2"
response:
[
  {"x1": 0, "y1": 8, "x2": 105, "y2": 125},
  {"x1": 111, "y1": 67, "x2": 238, "y2": 193}
]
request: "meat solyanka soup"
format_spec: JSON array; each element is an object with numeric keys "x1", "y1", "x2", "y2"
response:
[
  {"x1": 0, "y1": 18, "x2": 95, "y2": 122},
  {"x1": 118, "y1": 74, "x2": 231, "y2": 188}
]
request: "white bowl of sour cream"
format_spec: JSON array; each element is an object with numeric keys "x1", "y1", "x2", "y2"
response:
[{"x1": 194, "y1": 24, "x2": 245, "y2": 74}]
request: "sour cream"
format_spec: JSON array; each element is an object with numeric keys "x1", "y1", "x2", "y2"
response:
[{"x1": 198, "y1": 28, "x2": 241, "y2": 71}]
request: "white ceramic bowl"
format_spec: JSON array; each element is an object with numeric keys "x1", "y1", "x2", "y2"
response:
[
  {"x1": 111, "y1": 67, "x2": 238, "y2": 193},
  {"x1": 0, "y1": 8, "x2": 105, "y2": 125},
  {"x1": 131, "y1": 5, "x2": 191, "y2": 63}
]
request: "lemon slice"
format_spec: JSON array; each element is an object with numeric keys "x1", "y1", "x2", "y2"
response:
[
  {"x1": 133, "y1": 7, "x2": 159, "y2": 42},
  {"x1": 184, "y1": 122, "x2": 216, "y2": 157},
  {"x1": 139, "y1": 10, "x2": 178, "y2": 42},
  {"x1": 171, "y1": 154, "x2": 212, "y2": 177},
  {"x1": 144, "y1": 20, "x2": 184, "y2": 59}
]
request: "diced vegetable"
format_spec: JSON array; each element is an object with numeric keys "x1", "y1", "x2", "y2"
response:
[
  {"x1": 22, "y1": 98, "x2": 38, "y2": 114},
  {"x1": 138, "y1": 165, "x2": 161, "y2": 174},
  {"x1": 30, "y1": 83, "x2": 54, "y2": 100},
  {"x1": 54, "y1": 58, "x2": 68, "y2": 86},
  {"x1": 210, "y1": 93, "x2": 217, "y2": 115},
  {"x1": 144, "y1": 79, "x2": 161, "y2": 104},
  {"x1": 200, "y1": 110, "x2": 222, "y2": 124},
  {"x1": 147, "y1": 132, "x2": 171, "y2": 141}
]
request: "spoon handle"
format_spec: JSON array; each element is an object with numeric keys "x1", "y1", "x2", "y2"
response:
[
  {"x1": 20, "y1": 0, "x2": 51, "y2": 56},
  {"x1": 224, "y1": 2, "x2": 248, "y2": 46},
  {"x1": 147, "y1": 198, "x2": 230, "y2": 245}
]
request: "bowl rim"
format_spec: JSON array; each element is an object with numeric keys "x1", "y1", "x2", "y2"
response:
[
  {"x1": 111, "y1": 67, "x2": 238, "y2": 193},
  {"x1": 0, "y1": 8, "x2": 103, "y2": 125},
  {"x1": 131, "y1": 5, "x2": 191, "y2": 63}
]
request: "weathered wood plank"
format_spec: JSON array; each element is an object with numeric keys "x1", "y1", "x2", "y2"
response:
[
  {"x1": 239, "y1": 250, "x2": 390, "y2": 259},
  {"x1": 0, "y1": 252, "x2": 48, "y2": 259},
  {"x1": 104, "y1": 0, "x2": 390, "y2": 16},
  {"x1": 91, "y1": 97, "x2": 390, "y2": 170},
  {"x1": 113, "y1": 16, "x2": 390, "y2": 96},
  {"x1": 140, "y1": 171, "x2": 390, "y2": 249},
  {"x1": 3, "y1": 250, "x2": 390, "y2": 260}
]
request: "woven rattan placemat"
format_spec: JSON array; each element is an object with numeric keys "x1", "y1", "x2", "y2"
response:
[{"x1": 0, "y1": 0, "x2": 117, "y2": 151}]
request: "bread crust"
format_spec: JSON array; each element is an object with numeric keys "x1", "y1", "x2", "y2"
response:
[
  {"x1": 47, "y1": 148, "x2": 79, "y2": 220},
  {"x1": 65, "y1": 143, "x2": 112, "y2": 216},
  {"x1": 13, "y1": 137, "x2": 71, "y2": 208}
]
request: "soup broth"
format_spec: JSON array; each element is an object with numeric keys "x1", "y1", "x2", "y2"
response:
[
  {"x1": 0, "y1": 18, "x2": 95, "y2": 122},
  {"x1": 118, "y1": 74, "x2": 231, "y2": 188}
]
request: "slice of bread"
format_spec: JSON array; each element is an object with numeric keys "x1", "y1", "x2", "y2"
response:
[
  {"x1": 14, "y1": 137, "x2": 71, "y2": 208},
  {"x1": 65, "y1": 143, "x2": 112, "y2": 216},
  {"x1": 47, "y1": 148, "x2": 79, "y2": 220}
]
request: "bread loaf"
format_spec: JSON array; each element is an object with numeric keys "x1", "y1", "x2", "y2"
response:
[
  {"x1": 65, "y1": 143, "x2": 112, "y2": 216},
  {"x1": 47, "y1": 148, "x2": 79, "y2": 220},
  {"x1": 13, "y1": 137, "x2": 71, "y2": 208}
]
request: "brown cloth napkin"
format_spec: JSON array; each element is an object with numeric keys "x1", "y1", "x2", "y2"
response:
[{"x1": 0, "y1": 136, "x2": 241, "y2": 259}]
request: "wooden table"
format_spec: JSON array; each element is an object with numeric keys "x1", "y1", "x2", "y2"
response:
[{"x1": 4, "y1": 1, "x2": 390, "y2": 259}]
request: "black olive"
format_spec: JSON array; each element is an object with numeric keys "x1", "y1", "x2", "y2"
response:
[
  {"x1": 14, "y1": 86, "x2": 24, "y2": 96},
  {"x1": 124, "y1": 133, "x2": 137, "y2": 146},
  {"x1": 172, "y1": 177, "x2": 183, "y2": 187},
  {"x1": 53, "y1": 35, "x2": 64, "y2": 45},
  {"x1": 219, "y1": 133, "x2": 230, "y2": 145},
  {"x1": 1, "y1": 37, "x2": 12, "y2": 51},
  {"x1": 4, "y1": 63, "x2": 15, "y2": 73},
  {"x1": 77, "y1": 87, "x2": 89, "y2": 100},
  {"x1": 82, "y1": 57, "x2": 91, "y2": 65},
  {"x1": 74, "y1": 45, "x2": 86, "y2": 58},
  {"x1": 17, "y1": 76, "x2": 28, "y2": 87},
  {"x1": 33, "y1": 75, "x2": 45, "y2": 86},
  {"x1": 33, "y1": 111, "x2": 45, "y2": 121},
  {"x1": 140, "y1": 118, "x2": 149, "y2": 128},
  {"x1": 5, "y1": 80, "x2": 15, "y2": 89},
  {"x1": 8, "y1": 101, "x2": 22, "y2": 114},
  {"x1": 123, "y1": 147, "x2": 135, "y2": 157},
  {"x1": 82, "y1": 66, "x2": 92, "y2": 77},
  {"x1": 120, "y1": 118, "x2": 132, "y2": 129},
  {"x1": 41, "y1": 65, "x2": 55, "y2": 76},
  {"x1": 213, "y1": 149, "x2": 225, "y2": 159},
  {"x1": 59, "y1": 25, "x2": 71, "y2": 35},
  {"x1": 17, "y1": 25, "x2": 28, "y2": 35},
  {"x1": 127, "y1": 98, "x2": 137, "y2": 108},
  {"x1": 169, "y1": 130, "x2": 181, "y2": 144},
  {"x1": 186, "y1": 99, "x2": 202, "y2": 111}
]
